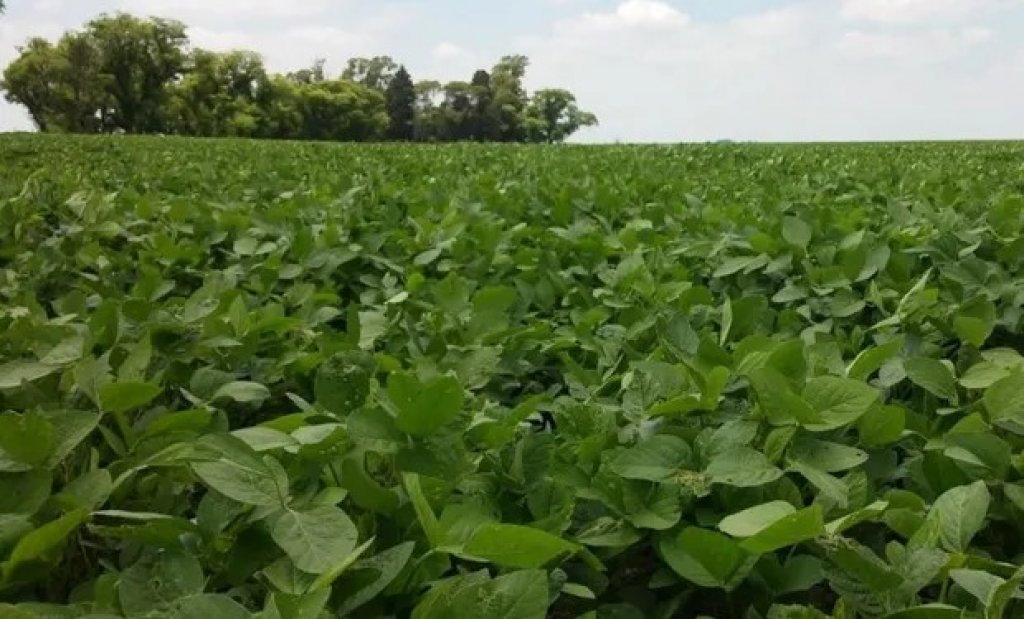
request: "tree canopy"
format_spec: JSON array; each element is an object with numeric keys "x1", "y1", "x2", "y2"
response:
[{"x1": 1, "y1": 13, "x2": 597, "y2": 143}]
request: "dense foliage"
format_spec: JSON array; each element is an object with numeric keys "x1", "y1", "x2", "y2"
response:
[
  {"x1": 0, "y1": 14, "x2": 597, "y2": 143},
  {"x1": 2, "y1": 135, "x2": 1024, "y2": 618}
]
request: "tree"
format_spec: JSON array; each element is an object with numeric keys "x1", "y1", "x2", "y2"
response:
[
  {"x1": 342, "y1": 56, "x2": 397, "y2": 91},
  {"x1": 1, "y1": 34, "x2": 105, "y2": 133},
  {"x1": 524, "y1": 88, "x2": 598, "y2": 143},
  {"x1": 164, "y1": 50, "x2": 269, "y2": 137},
  {"x1": 295, "y1": 79, "x2": 388, "y2": 141},
  {"x1": 490, "y1": 55, "x2": 529, "y2": 142},
  {"x1": 2, "y1": 38, "x2": 65, "y2": 131},
  {"x1": 86, "y1": 13, "x2": 188, "y2": 132},
  {"x1": 288, "y1": 58, "x2": 326, "y2": 85},
  {"x1": 468, "y1": 69, "x2": 500, "y2": 141},
  {"x1": 385, "y1": 65, "x2": 415, "y2": 140}
]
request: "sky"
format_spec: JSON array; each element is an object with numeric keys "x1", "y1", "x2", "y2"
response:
[{"x1": 1, "y1": 0, "x2": 1023, "y2": 142}]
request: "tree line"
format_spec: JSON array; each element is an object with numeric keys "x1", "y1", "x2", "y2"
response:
[{"x1": 0, "y1": 13, "x2": 598, "y2": 143}]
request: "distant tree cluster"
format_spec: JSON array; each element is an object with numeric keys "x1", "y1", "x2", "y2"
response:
[{"x1": 0, "y1": 13, "x2": 597, "y2": 143}]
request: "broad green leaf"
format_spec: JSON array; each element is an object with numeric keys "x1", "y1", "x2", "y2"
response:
[
  {"x1": 314, "y1": 350, "x2": 376, "y2": 415},
  {"x1": 389, "y1": 373, "x2": 464, "y2": 437},
  {"x1": 98, "y1": 381, "x2": 162, "y2": 414},
  {"x1": 0, "y1": 412, "x2": 55, "y2": 470},
  {"x1": 2, "y1": 510, "x2": 88, "y2": 584},
  {"x1": 790, "y1": 461, "x2": 849, "y2": 507},
  {"x1": 740, "y1": 506, "x2": 824, "y2": 554},
  {"x1": 960, "y1": 362, "x2": 1011, "y2": 390},
  {"x1": 609, "y1": 435, "x2": 692, "y2": 482},
  {"x1": 949, "y1": 568, "x2": 1003, "y2": 609},
  {"x1": 847, "y1": 339, "x2": 903, "y2": 381},
  {"x1": 782, "y1": 217, "x2": 812, "y2": 249},
  {"x1": 659, "y1": 527, "x2": 756, "y2": 590},
  {"x1": 335, "y1": 542, "x2": 416, "y2": 615},
  {"x1": 118, "y1": 550, "x2": 205, "y2": 617},
  {"x1": 718, "y1": 501, "x2": 796, "y2": 537},
  {"x1": 0, "y1": 470, "x2": 52, "y2": 515},
  {"x1": 904, "y1": 357, "x2": 959, "y2": 404},
  {"x1": 954, "y1": 297, "x2": 996, "y2": 347},
  {"x1": 747, "y1": 367, "x2": 819, "y2": 426},
  {"x1": 270, "y1": 505, "x2": 359, "y2": 575},
  {"x1": 802, "y1": 376, "x2": 879, "y2": 431},
  {"x1": 448, "y1": 569, "x2": 549, "y2": 619},
  {"x1": 706, "y1": 446, "x2": 783, "y2": 488},
  {"x1": 985, "y1": 373, "x2": 1024, "y2": 434},
  {"x1": 857, "y1": 405, "x2": 906, "y2": 447},
  {"x1": 826, "y1": 500, "x2": 889, "y2": 535},
  {"x1": 926, "y1": 481, "x2": 990, "y2": 553},
  {"x1": 0, "y1": 361, "x2": 59, "y2": 390},
  {"x1": 788, "y1": 437, "x2": 868, "y2": 472},
  {"x1": 464, "y1": 524, "x2": 577, "y2": 568},
  {"x1": 190, "y1": 435, "x2": 288, "y2": 507},
  {"x1": 211, "y1": 380, "x2": 271, "y2": 404}
]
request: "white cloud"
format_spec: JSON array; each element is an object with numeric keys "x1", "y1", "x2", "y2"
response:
[
  {"x1": 432, "y1": 41, "x2": 465, "y2": 60},
  {"x1": 524, "y1": 2, "x2": 1024, "y2": 142},
  {"x1": 840, "y1": 0, "x2": 1020, "y2": 23},
  {"x1": 122, "y1": 0, "x2": 332, "y2": 20},
  {"x1": 566, "y1": 0, "x2": 690, "y2": 33},
  {"x1": 837, "y1": 27, "x2": 993, "y2": 62}
]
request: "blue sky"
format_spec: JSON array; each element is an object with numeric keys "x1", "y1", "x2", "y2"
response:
[{"x1": 2, "y1": 0, "x2": 1023, "y2": 141}]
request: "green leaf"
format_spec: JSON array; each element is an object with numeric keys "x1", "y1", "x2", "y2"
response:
[
  {"x1": 904, "y1": 357, "x2": 959, "y2": 404},
  {"x1": 190, "y1": 435, "x2": 288, "y2": 506},
  {"x1": 98, "y1": 381, "x2": 162, "y2": 414},
  {"x1": 788, "y1": 437, "x2": 868, "y2": 472},
  {"x1": 0, "y1": 470, "x2": 52, "y2": 515},
  {"x1": 954, "y1": 297, "x2": 996, "y2": 347},
  {"x1": 0, "y1": 361, "x2": 59, "y2": 390},
  {"x1": 706, "y1": 446, "x2": 783, "y2": 488},
  {"x1": 464, "y1": 524, "x2": 577, "y2": 568},
  {"x1": 403, "y1": 473, "x2": 445, "y2": 548},
  {"x1": 314, "y1": 350, "x2": 376, "y2": 415},
  {"x1": 211, "y1": 380, "x2": 271, "y2": 404},
  {"x1": 118, "y1": 550, "x2": 205, "y2": 617},
  {"x1": 2, "y1": 509, "x2": 88, "y2": 585},
  {"x1": 389, "y1": 372, "x2": 464, "y2": 437},
  {"x1": 790, "y1": 461, "x2": 849, "y2": 507},
  {"x1": 926, "y1": 481, "x2": 990, "y2": 553},
  {"x1": 740, "y1": 506, "x2": 824, "y2": 554},
  {"x1": 718, "y1": 501, "x2": 796, "y2": 538},
  {"x1": 858, "y1": 405, "x2": 906, "y2": 447},
  {"x1": 949, "y1": 568, "x2": 1003, "y2": 608},
  {"x1": 336, "y1": 542, "x2": 416, "y2": 615},
  {"x1": 659, "y1": 527, "x2": 756, "y2": 590},
  {"x1": 270, "y1": 505, "x2": 359, "y2": 575},
  {"x1": 782, "y1": 217, "x2": 812, "y2": 249},
  {"x1": 609, "y1": 435, "x2": 692, "y2": 482},
  {"x1": 747, "y1": 367, "x2": 819, "y2": 426},
  {"x1": 0, "y1": 412, "x2": 55, "y2": 470},
  {"x1": 985, "y1": 373, "x2": 1024, "y2": 434},
  {"x1": 448, "y1": 570, "x2": 550, "y2": 619},
  {"x1": 802, "y1": 376, "x2": 879, "y2": 431},
  {"x1": 960, "y1": 362, "x2": 1011, "y2": 390},
  {"x1": 847, "y1": 339, "x2": 903, "y2": 381}
]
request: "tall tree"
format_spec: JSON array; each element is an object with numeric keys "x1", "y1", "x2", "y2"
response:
[
  {"x1": 1, "y1": 34, "x2": 105, "y2": 132},
  {"x1": 468, "y1": 69, "x2": 499, "y2": 141},
  {"x1": 385, "y1": 65, "x2": 415, "y2": 141},
  {"x1": 524, "y1": 89, "x2": 597, "y2": 143},
  {"x1": 86, "y1": 13, "x2": 188, "y2": 132},
  {"x1": 342, "y1": 56, "x2": 397, "y2": 91},
  {"x1": 288, "y1": 58, "x2": 326, "y2": 85},
  {"x1": 2, "y1": 38, "x2": 65, "y2": 132},
  {"x1": 490, "y1": 55, "x2": 529, "y2": 142}
]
